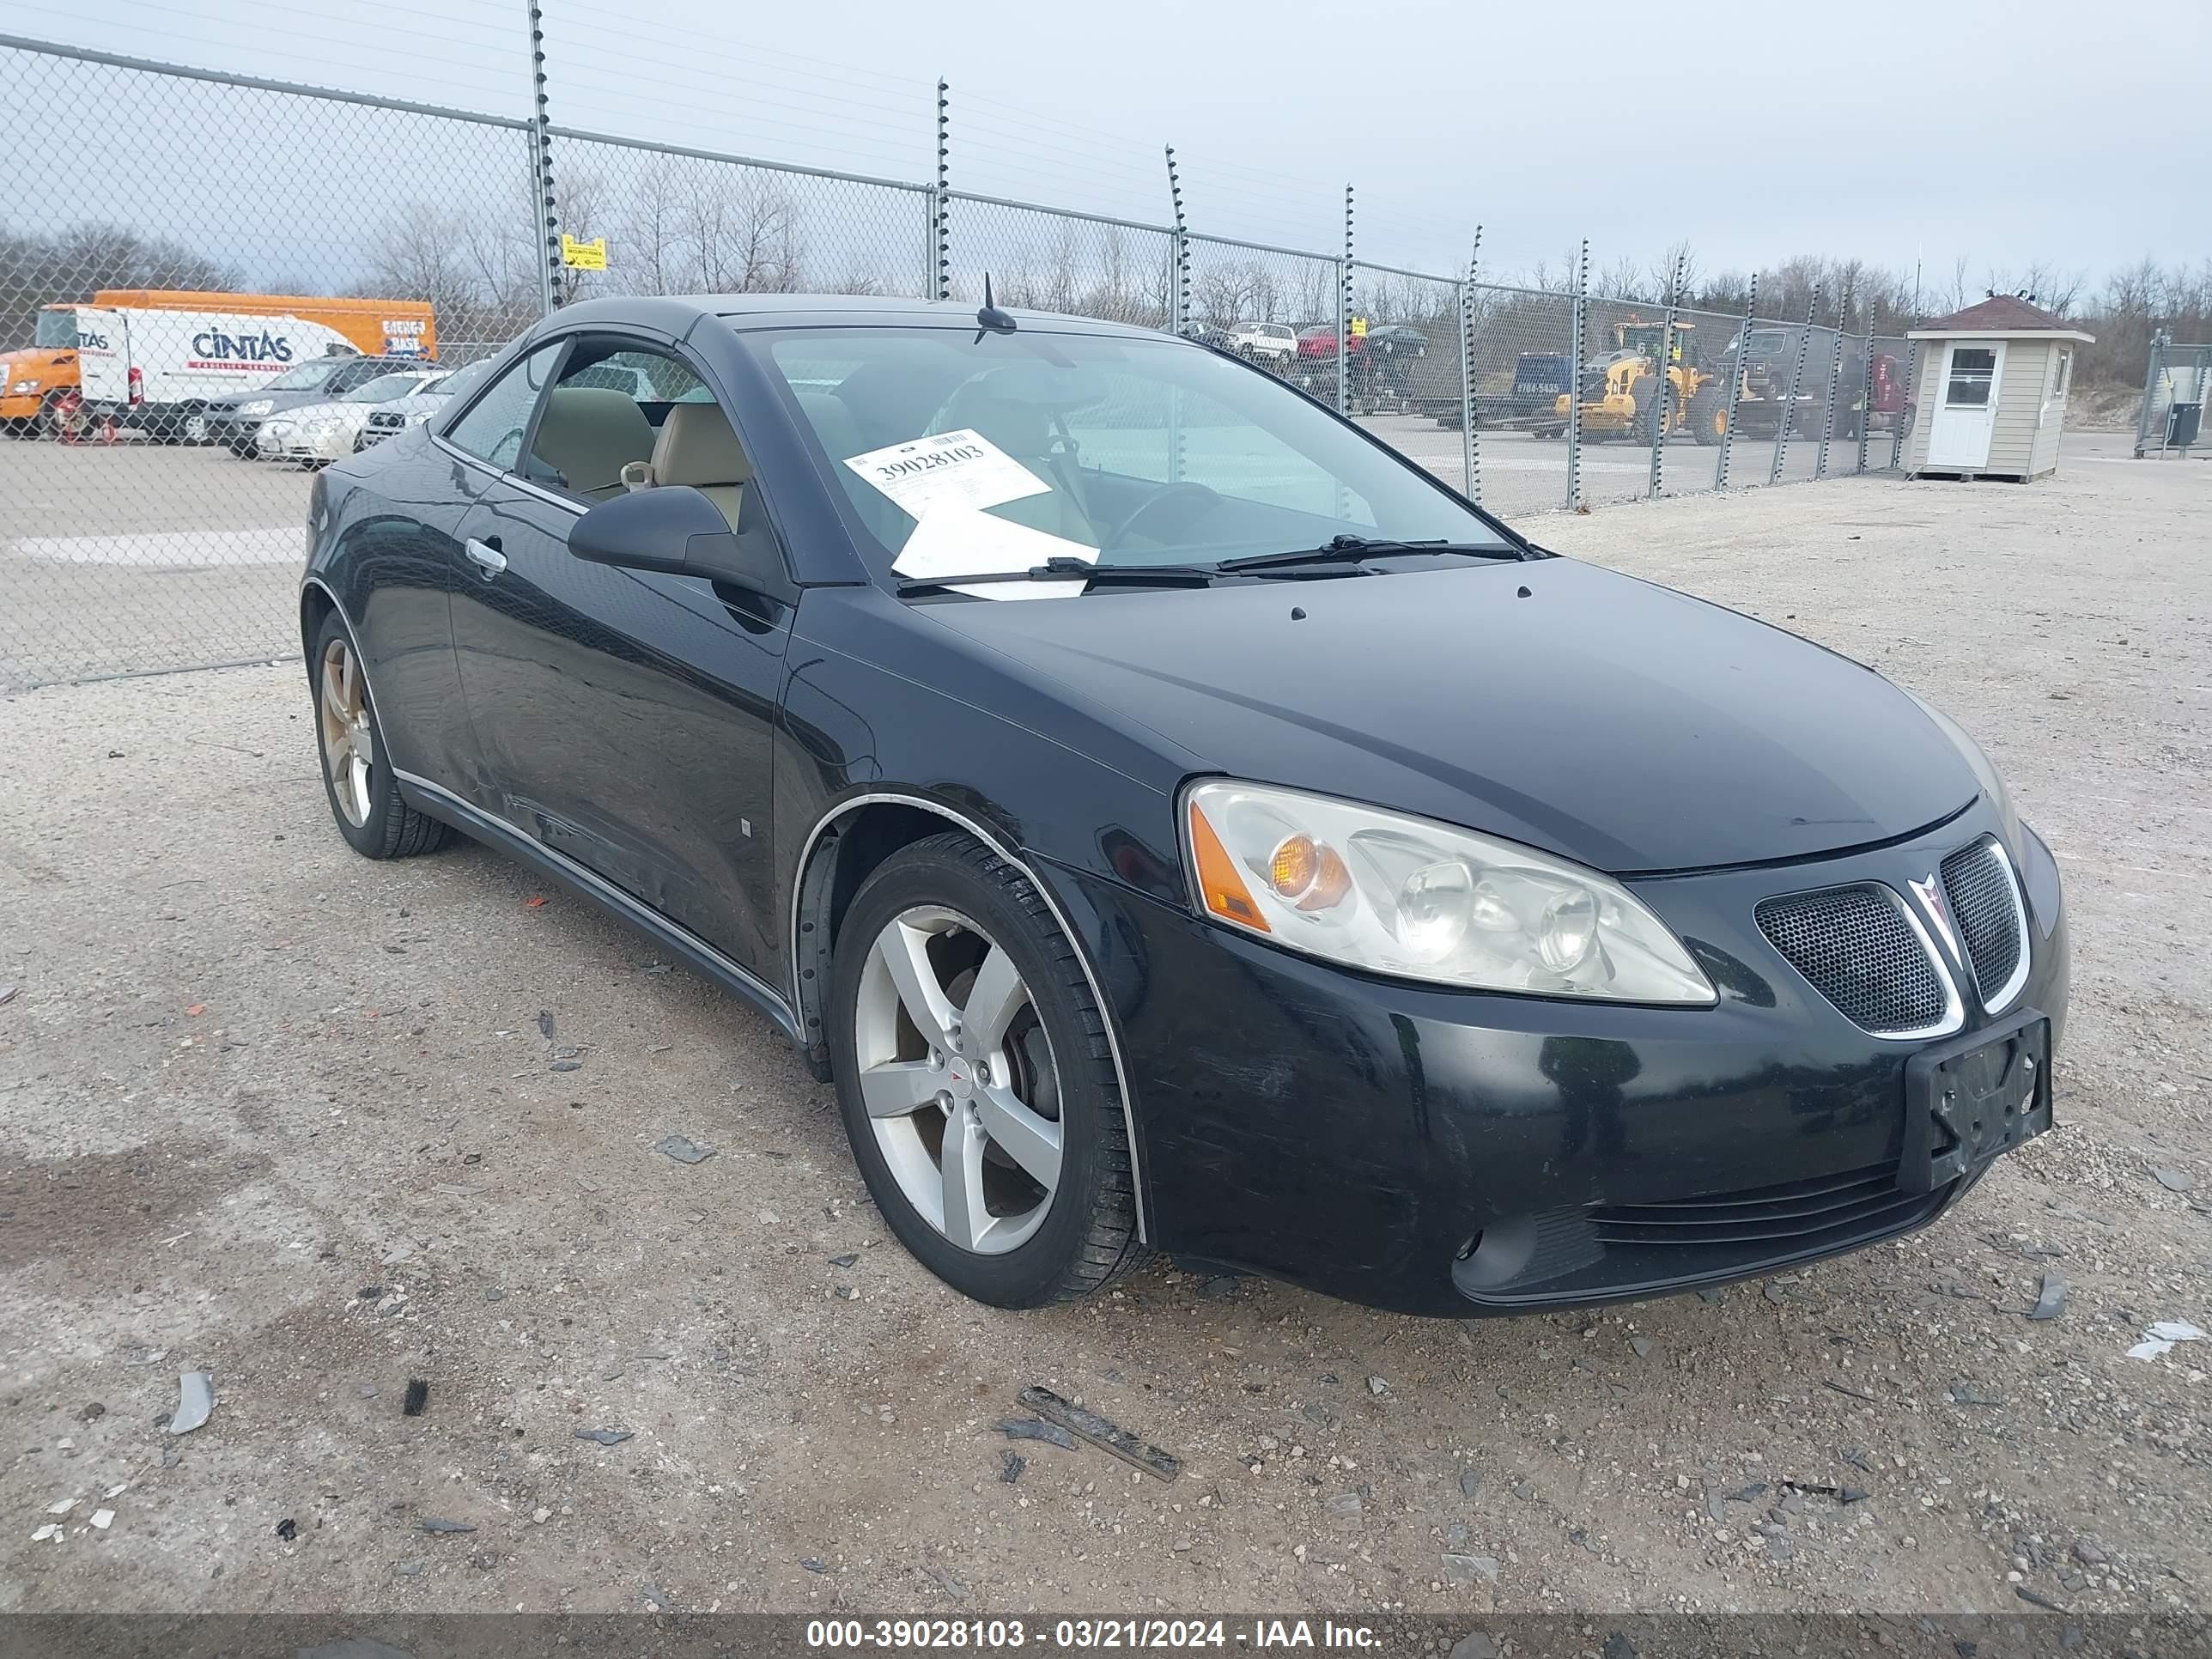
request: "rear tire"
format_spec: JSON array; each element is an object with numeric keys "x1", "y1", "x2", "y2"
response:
[
  {"x1": 310, "y1": 611, "x2": 453, "y2": 860},
  {"x1": 827, "y1": 831, "x2": 1144, "y2": 1308}
]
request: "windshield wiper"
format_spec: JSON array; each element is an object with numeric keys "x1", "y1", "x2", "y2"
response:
[
  {"x1": 1217, "y1": 534, "x2": 1523, "y2": 574},
  {"x1": 896, "y1": 556, "x2": 1218, "y2": 595}
]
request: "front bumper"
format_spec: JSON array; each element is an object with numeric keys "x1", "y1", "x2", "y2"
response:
[
  {"x1": 258, "y1": 422, "x2": 353, "y2": 460},
  {"x1": 1044, "y1": 805, "x2": 2068, "y2": 1316}
]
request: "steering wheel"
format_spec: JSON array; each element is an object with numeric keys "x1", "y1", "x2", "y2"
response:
[{"x1": 1100, "y1": 481, "x2": 1222, "y2": 553}]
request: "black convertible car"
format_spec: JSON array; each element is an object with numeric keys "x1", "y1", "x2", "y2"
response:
[{"x1": 301, "y1": 294, "x2": 2067, "y2": 1316}]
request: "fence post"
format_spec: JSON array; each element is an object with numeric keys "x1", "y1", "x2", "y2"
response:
[
  {"x1": 933, "y1": 79, "x2": 951, "y2": 301},
  {"x1": 1460, "y1": 225, "x2": 1481, "y2": 506},
  {"x1": 1648, "y1": 249, "x2": 1686, "y2": 498},
  {"x1": 1854, "y1": 313, "x2": 1876, "y2": 474},
  {"x1": 522, "y1": 0, "x2": 558, "y2": 318},
  {"x1": 1164, "y1": 146, "x2": 1190, "y2": 335},
  {"x1": 1566, "y1": 238, "x2": 1589, "y2": 512},
  {"x1": 2133, "y1": 328, "x2": 2167, "y2": 458},
  {"x1": 1716, "y1": 272, "x2": 1756, "y2": 490},
  {"x1": 1815, "y1": 281, "x2": 1852, "y2": 480},
  {"x1": 1891, "y1": 340, "x2": 1919, "y2": 471},
  {"x1": 1337, "y1": 185, "x2": 1353, "y2": 418},
  {"x1": 1771, "y1": 281, "x2": 1820, "y2": 485}
]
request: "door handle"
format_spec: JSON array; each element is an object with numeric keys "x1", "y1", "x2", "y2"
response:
[{"x1": 464, "y1": 537, "x2": 507, "y2": 577}]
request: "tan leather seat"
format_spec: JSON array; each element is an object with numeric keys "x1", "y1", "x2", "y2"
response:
[
  {"x1": 531, "y1": 387, "x2": 655, "y2": 500},
  {"x1": 649, "y1": 403, "x2": 752, "y2": 527}
]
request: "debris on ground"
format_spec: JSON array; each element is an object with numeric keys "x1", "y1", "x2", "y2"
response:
[
  {"x1": 1000, "y1": 1452, "x2": 1025, "y2": 1484},
  {"x1": 46, "y1": 1498, "x2": 75, "y2": 1516},
  {"x1": 575, "y1": 1428, "x2": 634, "y2": 1446},
  {"x1": 2126, "y1": 1320, "x2": 2207, "y2": 1360},
  {"x1": 276, "y1": 1517, "x2": 297, "y2": 1540},
  {"x1": 1441, "y1": 1551, "x2": 1501, "y2": 1583},
  {"x1": 656, "y1": 1134, "x2": 714, "y2": 1164},
  {"x1": 0, "y1": 986, "x2": 16, "y2": 1006},
  {"x1": 538, "y1": 1010, "x2": 555, "y2": 1042},
  {"x1": 550, "y1": 1059, "x2": 581, "y2": 1073},
  {"x1": 89, "y1": 1509, "x2": 113, "y2": 1529},
  {"x1": 1366, "y1": 1375, "x2": 1389, "y2": 1396},
  {"x1": 2150, "y1": 1165, "x2": 2196, "y2": 1193},
  {"x1": 169, "y1": 1371, "x2": 215, "y2": 1435},
  {"x1": 2029, "y1": 1273, "x2": 2068, "y2": 1321},
  {"x1": 800, "y1": 1557, "x2": 829, "y2": 1573},
  {"x1": 1629, "y1": 1335, "x2": 1652, "y2": 1358},
  {"x1": 828, "y1": 1253, "x2": 859, "y2": 1268},
  {"x1": 31, "y1": 1524, "x2": 59, "y2": 1543},
  {"x1": 1458, "y1": 1468, "x2": 1484, "y2": 1500},
  {"x1": 419, "y1": 1516, "x2": 477, "y2": 1533},
  {"x1": 402, "y1": 1378, "x2": 430, "y2": 1416},
  {"x1": 1948, "y1": 1380, "x2": 2004, "y2": 1407},
  {"x1": 1018, "y1": 1385, "x2": 1182, "y2": 1482},
  {"x1": 994, "y1": 1417, "x2": 1078, "y2": 1451}
]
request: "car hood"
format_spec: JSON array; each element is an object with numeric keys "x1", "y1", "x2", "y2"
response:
[
  {"x1": 270, "y1": 399, "x2": 362, "y2": 424},
  {"x1": 921, "y1": 557, "x2": 1978, "y2": 875}
]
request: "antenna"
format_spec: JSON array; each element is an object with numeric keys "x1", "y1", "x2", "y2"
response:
[{"x1": 975, "y1": 273, "x2": 1017, "y2": 340}]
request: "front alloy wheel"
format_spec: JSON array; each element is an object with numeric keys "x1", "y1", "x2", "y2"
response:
[
  {"x1": 319, "y1": 634, "x2": 374, "y2": 828},
  {"x1": 828, "y1": 832, "x2": 1143, "y2": 1307},
  {"x1": 854, "y1": 906, "x2": 1063, "y2": 1254}
]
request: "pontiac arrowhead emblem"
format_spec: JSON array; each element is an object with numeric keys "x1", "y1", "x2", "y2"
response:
[{"x1": 1909, "y1": 872, "x2": 1961, "y2": 962}]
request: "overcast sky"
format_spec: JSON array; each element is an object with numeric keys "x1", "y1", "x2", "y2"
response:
[{"x1": 9, "y1": 0, "x2": 2208, "y2": 289}]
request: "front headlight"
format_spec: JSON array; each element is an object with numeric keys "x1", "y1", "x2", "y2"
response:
[
  {"x1": 1182, "y1": 781, "x2": 1715, "y2": 1004},
  {"x1": 302, "y1": 416, "x2": 343, "y2": 434},
  {"x1": 238, "y1": 399, "x2": 273, "y2": 416},
  {"x1": 9, "y1": 379, "x2": 37, "y2": 394}
]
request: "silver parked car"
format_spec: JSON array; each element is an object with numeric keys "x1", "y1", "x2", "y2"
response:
[
  {"x1": 256, "y1": 368, "x2": 448, "y2": 465},
  {"x1": 356, "y1": 358, "x2": 497, "y2": 449}
]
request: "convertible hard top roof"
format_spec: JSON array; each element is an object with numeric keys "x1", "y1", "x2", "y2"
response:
[{"x1": 545, "y1": 293, "x2": 1170, "y2": 341}]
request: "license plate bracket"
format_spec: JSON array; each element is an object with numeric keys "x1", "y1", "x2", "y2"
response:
[{"x1": 1900, "y1": 1009, "x2": 2052, "y2": 1194}]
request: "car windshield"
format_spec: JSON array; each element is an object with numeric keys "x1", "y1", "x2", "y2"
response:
[
  {"x1": 343, "y1": 373, "x2": 434, "y2": 403},
  {"x1": 747, "y1": 324, "x2": 1510, "y2": 581},
  {"x1": 33, "y1": 307, "x2": 78, "y2": 349},
  {"x1": 262, "y1": 361, "x2": 343, "y2": 392}
]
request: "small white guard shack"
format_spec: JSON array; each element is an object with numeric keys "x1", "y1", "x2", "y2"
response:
[{"x1": 1904, "y1": 295, "x2": 2094, "y2": 482}]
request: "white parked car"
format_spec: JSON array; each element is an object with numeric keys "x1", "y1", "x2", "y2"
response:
[
  {"x1": 255, "y1": 368, "x2": 447, "y2": 465},
  {"x1": 1225, "y1": 322, "x2": 1297, "y2": 365},
  {"x1": 357, "y1": 358, "x2": 495, "y2": 448}
]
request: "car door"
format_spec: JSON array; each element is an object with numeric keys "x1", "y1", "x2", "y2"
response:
[{"x1": 448, "y1": 331, "x2": 795, "y2": 979}]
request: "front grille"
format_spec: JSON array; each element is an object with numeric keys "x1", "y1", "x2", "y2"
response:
[
  {"x1": 1590, "y1": 1163, "x2": 1932, "y2": 1251},
  {"x1": 1941, "y1": 838, "x2": 2025, "y2": 1006},
  {"x1": 1756, "y1": 884, "x2": 1949, "y2": 1036}
]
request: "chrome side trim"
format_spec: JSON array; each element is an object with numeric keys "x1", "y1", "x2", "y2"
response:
[
  {"x1": 1871, "y1": 884, "x2": 1967, "y2": 1042},
  {"x1": 788, "y1": 793, "x2": 1151, "y2": 1243},
  {"x1": 392, "y1": 766, "x2": 802, "y2": 1041},
  {"x1": 428, "y1": 433, "x2": 586, "y2": 519},
  {"x1": 1972, "y1": 839, "x2": 2033, "y2": 1017}
]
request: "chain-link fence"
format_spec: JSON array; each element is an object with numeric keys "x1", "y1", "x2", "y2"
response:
[
  {"x1": 1, "y1": 30, "x2": 1919, "y2": 692},
  {"x1": 2133, "y1": 335, "x2": 2212, "y2": 456}
]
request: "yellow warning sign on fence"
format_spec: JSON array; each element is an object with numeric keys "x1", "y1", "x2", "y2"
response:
[{"x1": 560, "y1": 234, "x2": 608, "y2": 270}]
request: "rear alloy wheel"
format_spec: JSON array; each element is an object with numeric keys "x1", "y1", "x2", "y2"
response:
[
  {"x1": 829, "y1": 833, "x2": 1143, "y2": 1306},
  {"x1": 310, "y1": 612, "x2": 453, "y2": 860}
]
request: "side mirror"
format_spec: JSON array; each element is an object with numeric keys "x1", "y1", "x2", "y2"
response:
[{"x1": 569, "y1": 484, "x2": 797, "y2": 604}]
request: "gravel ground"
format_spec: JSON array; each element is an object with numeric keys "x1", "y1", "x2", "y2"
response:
[{"x1": 2, "y1": 439, "x2": 2209, "y2": 1619}]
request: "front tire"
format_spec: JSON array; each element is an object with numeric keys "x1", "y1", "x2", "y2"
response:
[
  {"x1": 310, "y1": 611, "x2": 453, "y2": 860},
  {"x1": 828, "y1": 832, "x2": 1143, "y2": 1308}
]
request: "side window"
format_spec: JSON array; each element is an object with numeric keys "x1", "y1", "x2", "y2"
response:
[
  {"x1": 446, "y1": 343, "x2": 562, "y2": 470},
  {"x1": 2051, "y1": 349, "x2": 2070, "y2": 398},
  {"x1": 530, "y1": 343, "x2": 761, "y2": 533}
]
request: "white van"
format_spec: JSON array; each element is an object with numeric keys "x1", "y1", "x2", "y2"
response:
[{"x1": 74, "y1": 304, "x2": 363, "y2": 440}]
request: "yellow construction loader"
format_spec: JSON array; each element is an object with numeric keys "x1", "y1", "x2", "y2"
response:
[{"x1": 1552, "y1": 319, "x2": 1716, "y2": 443}]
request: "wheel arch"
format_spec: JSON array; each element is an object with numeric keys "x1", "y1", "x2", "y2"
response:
[{"x1": 789, "y1": 790, "x2": 1150, "y2": 1242}]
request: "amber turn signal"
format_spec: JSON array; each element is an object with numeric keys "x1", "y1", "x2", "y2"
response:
[{"x1": 1190, "y1": 799, "x2": 1270, "y2": 933}]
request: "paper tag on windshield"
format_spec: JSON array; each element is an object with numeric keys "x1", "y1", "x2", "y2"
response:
[{"x1": 843, "y1": 428, "x2": 1048, "y2": 519}]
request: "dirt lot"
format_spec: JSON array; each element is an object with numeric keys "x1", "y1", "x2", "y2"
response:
[{"x1": 3, "y1": 438, "x2": 2209, "y2": 1620}]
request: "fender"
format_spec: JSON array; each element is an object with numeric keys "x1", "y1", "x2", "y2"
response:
[{"x1": 788, "y1": 789, "x2": 1151, "y2": 1243}]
